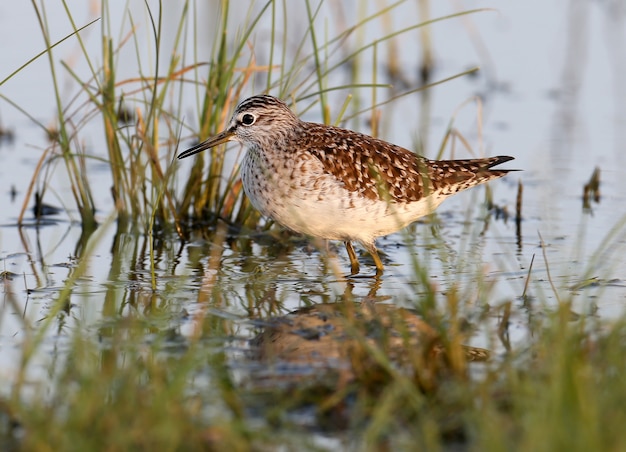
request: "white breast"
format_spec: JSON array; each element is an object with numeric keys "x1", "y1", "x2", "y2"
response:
[{"x1": 240, "y1": 149, "x2": 448, "y2": 244}]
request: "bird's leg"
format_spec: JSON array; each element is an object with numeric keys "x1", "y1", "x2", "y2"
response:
[
  {"x1": 363, "y1": 242, "x2": 385, "y2": 276},
  {"x1": 344, "y1": 241, "x2": 360, "y2": 275}
]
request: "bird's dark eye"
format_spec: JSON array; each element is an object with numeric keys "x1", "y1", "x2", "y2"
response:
[{"x1": 241, "y1": 113, "x2": 256, "y2": 126}]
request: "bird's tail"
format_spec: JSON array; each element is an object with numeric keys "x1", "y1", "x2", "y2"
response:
[{"x1": 428, "y1": 155, "x2": 518, "y2": 194}]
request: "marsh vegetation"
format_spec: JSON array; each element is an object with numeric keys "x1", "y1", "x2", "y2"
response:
[{"x1": 1, "y1": 1, "x2": 625, "y2": 450}]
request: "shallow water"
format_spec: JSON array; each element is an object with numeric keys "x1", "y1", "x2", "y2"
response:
[{"x1": 1, "y1": 0, "x2": 625, "y2": 413}]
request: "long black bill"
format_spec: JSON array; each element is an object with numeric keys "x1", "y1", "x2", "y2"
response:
[{"x1": 177, "y1": 129, "x2": 235, "y2": 159}]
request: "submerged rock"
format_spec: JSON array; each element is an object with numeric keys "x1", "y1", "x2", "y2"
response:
[{"x1": 248, "y1": 302, "x2": 489, "y2": 388}]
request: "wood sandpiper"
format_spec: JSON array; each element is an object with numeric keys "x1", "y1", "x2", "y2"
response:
[{"x1": 178, "y1": 95, "x2": 514, "y2": 276}]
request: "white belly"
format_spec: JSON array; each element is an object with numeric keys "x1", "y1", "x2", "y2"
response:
[{"x1": 241, "y1": 150, "x2": 446, "y2": 245}]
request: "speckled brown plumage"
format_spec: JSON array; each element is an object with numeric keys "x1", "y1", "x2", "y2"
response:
[
  {"x1": 297, "y1": 123, "x2": 513, "y2": 203},
  {"x1": 178, "y1": 94, "x2": 516, "y2": 276}
]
